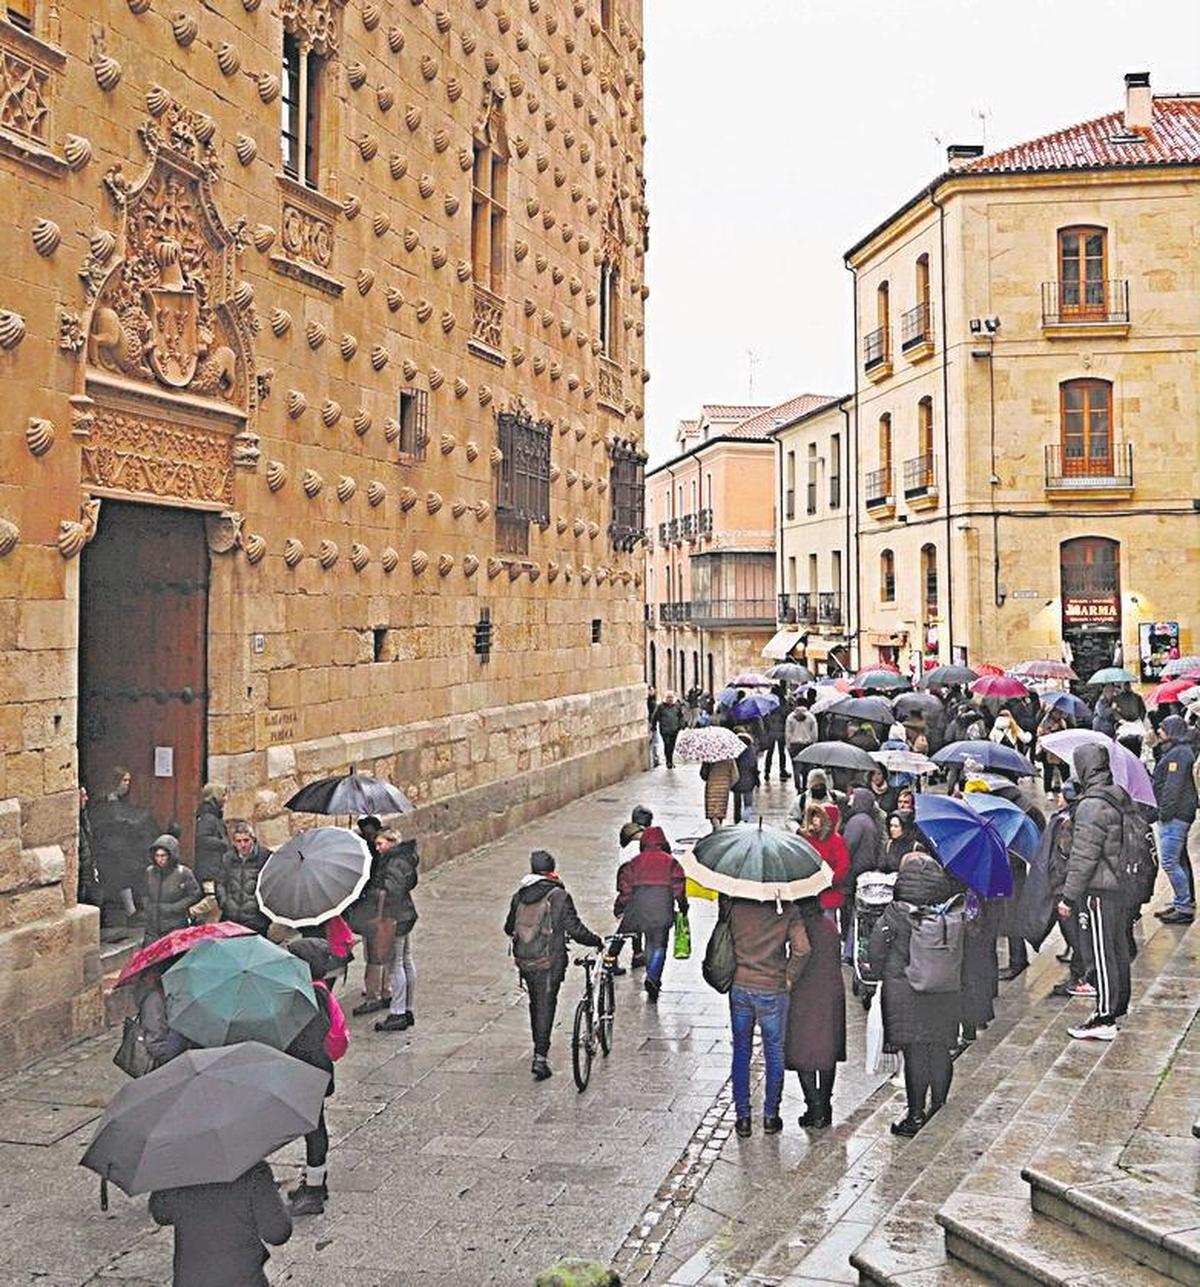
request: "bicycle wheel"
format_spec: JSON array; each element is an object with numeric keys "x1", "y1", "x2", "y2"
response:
[
  {"x1": 597, "y1": 971, "x2": 616, "y2": 1056},
  {"x1": 572, "y1": 997, "x2": 594, "y2": 1091}
]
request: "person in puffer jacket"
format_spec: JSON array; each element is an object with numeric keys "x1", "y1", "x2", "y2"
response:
[
  {"x1": 614, "y1": 826, "x2": 687, "y2": 1001},
  {"x1": 1058, "y1": 743, "x2": 1133, "y2": 1042},
  {"x1": 142, "y1": 835, "x2": 201, "y2": 946},
  {"x1": 215, "y1": 819, "x2": 272, "y2": 935}
]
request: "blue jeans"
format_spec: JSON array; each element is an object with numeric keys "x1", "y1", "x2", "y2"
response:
[
  {"x1": 1159, "y1": 819, "x2": 1195, "y2": 911},
  {"x1": 730, "y1": 985, "x2": 789, "y2": 1120}
]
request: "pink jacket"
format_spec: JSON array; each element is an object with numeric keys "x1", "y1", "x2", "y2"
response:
[{"x1": 315, "y1": 981, "x2": 349, "y2": 1061}]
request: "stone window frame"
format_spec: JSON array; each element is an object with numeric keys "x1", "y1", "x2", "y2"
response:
[{"x1": 0, "y1": 14, "x2": 68, "y2": 175}]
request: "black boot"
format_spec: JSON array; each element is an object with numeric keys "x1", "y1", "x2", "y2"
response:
[
  {"x1": 797, "y1": 1070, "x2": 821, "y2": 1127},
  {"x1": 815, "y1": 1068, "x2": 835, "y2": 1129},
  {"x1": 289, "y1": 1184, "x2": 326, "y2": 1216}
]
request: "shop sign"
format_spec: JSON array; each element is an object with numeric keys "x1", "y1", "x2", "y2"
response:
[
  {"x1": 1138, "y1": 621, "x2": 1180, "y2": 683},
  {"x1": 1063, "y1": 596, "x2": 1119, "y2": 625}
]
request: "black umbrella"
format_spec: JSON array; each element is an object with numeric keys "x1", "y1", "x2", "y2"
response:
[
  {"x1": 919, "y1": 665, "x2": 979, "y2": 689},
  {"x1": 285, "y1": 769, "x2": 414, "y2": 816},
  {"x1": 256, "y1": 826, "x2": 372, "y2": 928},
  {"x1": 795, "y1": 741, "x2": 879, "y2": 773},
  {"x1": 766, "y1": 663, "x2": 814, "y2": 685},
  {"x1": 827, "y1": 696, "x2": 895, "y2": 726},
  {"x1": 892, "y1": 691, "x2": 944, "y2": 720},
  {"x1": 80, "y1": 1043, "x2": 328, "y2": 1198}
]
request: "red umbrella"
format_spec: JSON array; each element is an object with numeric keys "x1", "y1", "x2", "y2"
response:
[
  {"x1": 971, "y1": 675, "x2": 1031, "y2": 700},
  {"x1": 975, "y1": 663, "x2": 1006, "y2": 677},
  {"x1": 1148, "y1": 677, "x2": 1196, "y2": 707},
  {"x1": 115, "y1": 922, "x2": 256, "y2": 987},
  {"x1": 1012, "y1": 659, "x2": 1077, "y2": 681}
]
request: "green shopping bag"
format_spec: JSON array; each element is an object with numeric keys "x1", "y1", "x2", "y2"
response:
[{"x1": 673, "y1": 909, "x2": 692, "y2": 960}]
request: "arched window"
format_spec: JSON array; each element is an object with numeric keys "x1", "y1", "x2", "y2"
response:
[
  {"x1": 880, "y1": 549, "x2": 895, "y2": 603},
  {"x1": 471, "y1": 95, "x2": 509, "y2": 298},
  {"x1": 877, "y1": 281, "x2": 890, "y2": 331},
  {"x1": 917, "y1": 397, "x2": 934, "y2": 460},
  {"x1": 921, "y1": 544, "x2": 938, "y2": 618},
  {"x1": 1060, "y1": 379, "x2": 1112, "y2": 476},
  {"x1": 600, "y1": 200, "x2": 625, "y2": 359},
  {"x1": 878, "y1": 413, "x2": 892, "y2": 473},
  {"x1": 1058, "y1": 226, "x2": 1107, "y2": 318}
]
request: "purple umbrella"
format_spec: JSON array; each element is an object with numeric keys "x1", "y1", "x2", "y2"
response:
[
  {"x1": 731, "y1": 692, "x2": 779, "y2": 722},
  {"x1": 1038, "y1": 730, "x2": 1155, "y2": 807}
]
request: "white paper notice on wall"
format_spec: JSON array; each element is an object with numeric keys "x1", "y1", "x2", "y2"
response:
[{"x1": 154, "y1": 746, "x2": 174, "y2": 778}]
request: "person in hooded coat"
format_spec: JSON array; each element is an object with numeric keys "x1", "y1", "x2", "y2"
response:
[
  {"x1": 798, "y1": 805, "x2": 850, "y2": 913},
  {"x1": 133, "y1": 962, "x2": 190, "y2": 1068},
  {"x1": 142, "y1": 835, "x2": 201, "y2": 946},
  {"x1": 884, "y1": 811, "x2": 919, "y2": 869},
  {"x1": 615, "y1": 826, "x2": 687, "y2": 1000},
  {"x1": 193, "y1": 783, "x2": 229, "y2": 888},
  {"x1": 504, "y1": 851, "x2": 603, "y2": 1079},
  {"x1": 843, "y1": 787, "x2": 884, "y2": 885},
  {"x1": 784, "y1": 895, "x2": 846, "y2": 1129},
  {"x1": 867, "y1": 852, "x2": 961, "y2": 1136},
  {"x1": 732, "y1": 729, "x2": 760, "y2": 823}
]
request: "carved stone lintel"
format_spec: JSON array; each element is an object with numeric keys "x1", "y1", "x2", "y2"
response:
[{"x1": 232, "y1": 429, "x2": 261, "y2": 469}]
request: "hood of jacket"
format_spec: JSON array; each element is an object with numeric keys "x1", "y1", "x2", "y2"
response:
[
  {"x1": 639, "y1": 825, "x2": 671, "y2": 853},
  {"x1": 1160, "y1": 715, "x2": 1189, "y2": 745},
  {"x1": 894, "y1": 853, "x2": 956, "y2": 907},
  {"x1": 148, "y1": 833, "x2": 180, "y2": 866},
  {"x1": 195, "y1": 797, "x2": 223, "y2": 821},
  {"x1": 516, "y1": 873, "x2": 561, "y2": 903},
  {"x1": 1073, "y1": 742, "x2": 1114, "y2": 791},
  {"x1": 847, "y1": 787, "x2": 875, "y2": 817}
]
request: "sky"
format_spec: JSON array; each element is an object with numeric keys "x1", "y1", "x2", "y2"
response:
[{"x1": 641, "y1": 0, "x2": 1200, "y2": 463}]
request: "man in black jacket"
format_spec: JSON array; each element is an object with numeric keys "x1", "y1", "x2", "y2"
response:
[
  {"x1": 504, "y1": 850, "x2": 602, "y2": 1080},
  {"x1": 215, "y1": 820, "x2": 272, "y2": 935},
  {"x1": 1058, "y1": 743, "x2": 1133, "y2": 1041},
  {"x1": 1152, "y1": 715, "x2": 1198, "y2": 924},
  {"x1": 652, "y1": 692, "x2": 688, "y2": 770}
]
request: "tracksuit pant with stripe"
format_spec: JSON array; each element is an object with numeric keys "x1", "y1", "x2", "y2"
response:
[{"x1": 1076, "y1": 891, "x2": 1131, "y2": 1023}]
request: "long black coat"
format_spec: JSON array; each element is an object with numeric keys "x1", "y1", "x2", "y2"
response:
[
  {"x1": 193, "y1": 800, "x2": 228, "y2": 885},
  {"x1": 866, "y1": 857, "x2": 961, "y2": 1048},
  {"x1": 785, "y1": 907, "x2": 846, "y2": 1072}
]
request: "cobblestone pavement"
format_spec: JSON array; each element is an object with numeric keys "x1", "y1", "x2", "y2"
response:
[{"x1": 0, "y1": 769, "x2": 890, "y2": 1286}]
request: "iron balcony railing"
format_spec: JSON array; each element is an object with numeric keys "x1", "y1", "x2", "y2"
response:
[
  {"x1": 697, "y1": 508, "x2": 713, "y2": 537},
  {"x1": 690, "y1": 599, "x2": 777, "y2": 627},
  {"x1": 903, "y1": 453, "x2": 937, "y2": 497},
  {"x1": 784, "y1": 488, "x2": 795, "y2": 520},
  {"x1": 1042, "y1": 279, "x2": 1129, "y2": 325},
  {"x1": 778, "y1": 592, "x2": 817, "y2": 625},
  {"x1": 658, "y1": 601, "x2": 692, "y2": 624},
  {"x1": 865, "y1": 465, "x2": 892, "y2": 508},
  {"x1": 818, "y1": 592, "x2": 843, "y2": 626},
  {"x1": 681, "y1": 512, "x2": 697, "y2": 542},
  {"x1": 1045, "y1": 442, "x2": 1133, "y2": 489},
  {"x1": 1061, "y1": 564, "x2": 1119, "y2": 597},
  {"x1": 667, "y1": 516, "x2": 681, "y2": 544},
  {"x1": 900, "y1": 300, "x2": 932, "y2": 349},
  {"x1": 658, "y1": 521, "x2": 669, "y2": 545},
  {"x1": 863, "y1": 325, "x2": 890, "y2": 371}
]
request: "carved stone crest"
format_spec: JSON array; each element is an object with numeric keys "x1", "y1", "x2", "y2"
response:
[{"x1": 280, "y1": 0, "x2": 347, "y2": 56}]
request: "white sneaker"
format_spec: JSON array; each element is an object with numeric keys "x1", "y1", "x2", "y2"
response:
[{"x1": 1068, "y1": 1020, "x2": 1116, "y2": 1041}]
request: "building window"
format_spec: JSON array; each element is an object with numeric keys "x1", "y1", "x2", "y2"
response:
[
  {"x1": 471, "y1": 124, "x2": 508, "y2": 296},
  {"x1": 591, "y1": 619, "x2": 602, "y2": 644},
  {"x1": 921, "y1": 544, "x2": 938, "y2": 618},
  {"x1": 806, "y1": 443, "x2": 818, "y2": 514},
  {"x1": 281, "y1": 32, "x2": 323, "y2": 187},
  {"x1": 372, "y1": 627, "x2": 389, "y2": 663},
  {"x1": 496, "y1": 409, "x2": 551, "y2": 535},
  {"x1": 916, "y1": 254, "x2": 929, "y2": 307},
  {"x1": 6, "y1": 0, "x2": 33, "y2": 32},
  {"x1": 600, "y1": 0, "x2": 614, "y2": 34},
  {"x1": 829, "y1": 432, "x2": 841, "y2": 508},
  {"x1": 1058, "y1": 226, "x2": 1107, "y2": 318},
  {"x1": 881, "y1": 549, "x2": 895, "y2": 602},
  {"x1": 878, "y1": 413, "x2": 892, "y2": 474},
  {"x1": 785, "y1": 451, "x2": 795, "y2": 519},
  {"x1": 918, "y1": 396, "x2": 934, "y2": 458},
  {"x1": 599, "y1": 259, "x2": 619, "y2": 357},
  {"x1": 808, "y1": 553, "x2": 818, "y2": 593},
  {"x1": 1060, "y1": 378, "x2": 1112, "y2": 473},
  {"x1": 609, "y1": 438, "x2": 647, "y2": 551},
  {"x1": 864, "y1": 281, "x2": 891, "y2": 369},
  {"x1": 397, "y1": 388, "x2": 428, "y2": 461}
]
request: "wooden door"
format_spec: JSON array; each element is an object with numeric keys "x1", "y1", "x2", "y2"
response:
[{"x1": 79, "y1": 501, "x2": 208, "y2": 859}]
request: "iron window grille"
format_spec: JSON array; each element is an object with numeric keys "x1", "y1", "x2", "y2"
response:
[
  {"x1": 609, "y1": 439, "x2": 647, "y2": 551},
  {"x1": 397, "y1": 388, "x2": 428, "y2": 461},
  {"x1": 496, "y1": 409, "x2": 551, "y2": 527}
]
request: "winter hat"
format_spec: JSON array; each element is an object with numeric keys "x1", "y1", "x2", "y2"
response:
[
  {"x1": 619, "y1": 821, "x2": 643, "y2": 847},
  {"x1": 631, "y1": 805, "x2": 654, "y2": 827},
  {"x1": 530, "y1": 850, "x2": 556, "y2": 875},
  {"x1": 288, "y1": 937, "x2": 336, "y2": 982}
]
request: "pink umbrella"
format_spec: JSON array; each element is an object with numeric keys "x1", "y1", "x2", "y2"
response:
[
  {"x1": 975, "y1": 663, "x2": 1005, "y2": 677},
  {"x1": 728, "y1": 672, "x2": 774, "y2": 688},
  {"x1": 971, "y1": 675, "x2": 1030, "y2": 700},
  {"x1": 1148, "y1": 678, "x2": 1197, "y2": 707},
  {"x1": 1012, "y1": 659, "x2": 1077, "y2": 681},
  {"x1": 1039, "y1": 730, "x2": 1155, "y2": 807}
]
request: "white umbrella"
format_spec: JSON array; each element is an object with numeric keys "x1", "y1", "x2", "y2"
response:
[
  {"x1": 674, "y1": 725, "x2": 745, "y2": 764},
  {"x1": 870, "y1": 748, "x2": 939, "y2": 776}
]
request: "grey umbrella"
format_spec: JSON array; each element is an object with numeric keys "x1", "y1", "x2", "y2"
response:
[
  {"x1": 285, "y1": 769, "x2": 414, "y2": 816},
  {"x1": 795, "y1": 741, "x2": 879, "y2": 773},
  {"x1": 827, "y1": 695, "x2": 895, "y2": 725},
  {"x1": 256, "y1": 826, "x2": 372, "y2": 928},
  {"x1": 892, "y1": 691, "x2": 944, "y2": 720},
  {"x1": 80, "y1": 1043, "x2": 328, "y2": 1198}
]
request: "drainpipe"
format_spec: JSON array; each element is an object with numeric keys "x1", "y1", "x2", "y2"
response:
[
  {"x1": 845, "y1": 261, "x2": 862, "y2": 670},
  {"x1": 775, "y1": 434, "x2": 784, "y2": 630},
  {"x1": 929, "y1": 187, "x2": 955, "y2": 659},
  {"x1": 986, "y1": 333, "x2": 1003, "y2": 609},
  {"x1": 839, "y1": 399, "x2": 852, "y2": 669}
]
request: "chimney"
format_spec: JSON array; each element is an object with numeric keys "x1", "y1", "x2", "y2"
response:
[
  {"x1": 946, "y1": 143, "x2": 985, "y2": 171},
  {"x1": 1124, "y1": 71, "x2": 1152, "y2": 130}
]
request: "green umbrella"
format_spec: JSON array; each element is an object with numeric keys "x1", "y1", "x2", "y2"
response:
[
  {"x1": 164, "y1": 935, "x2": 317, "y2": 1051},
  {"x1": 679, "y1": 822, "x2": 830, "y2": 902},
  {"x1": 1087, "y1": 666, "x2": 1137, "y2": 685}
]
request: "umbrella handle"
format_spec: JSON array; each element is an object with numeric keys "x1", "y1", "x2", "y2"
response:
[{"x1": 100, "y1": 1166, "x2": 109, "y2": 1212}]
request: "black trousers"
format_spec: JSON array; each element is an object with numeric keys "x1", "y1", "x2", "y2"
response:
[
  {"x1": 903, "y1": 1042, "x2": 953, "y2": 1119},
  {"x1": 1077, "y1": 891, "x2": 1131, "y2": 1022},
  {"x1": 763, "y1": 735, "x2": 789, "y2": 778},
  {"x1": 1061, "y1": 911, "x2": 1087, "y2": 983},
  {"x1": 523, "y1": 968, "x2": 561, "y2": 1057},
  {"x1": 797, "y1": 1066, "x2": 836, "y2": 1109},
  {"x1": 305, "y1": 1106, "x2": 328, "y2": 1168},
  {"x1": 661, "y1": 730, "x2": 679, "y2": 767},
  {"x1": 1007, "y1": 860, "x2": 1029, "y2": 969}
]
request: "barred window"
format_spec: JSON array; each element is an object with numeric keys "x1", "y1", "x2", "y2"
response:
[
  {"x1": 609, "y1": 438, "x2": 646, "y2": 551},
  {"x1": 496, "y1": 410, "x2": 551, "y2": 526},
  {"x1": 397, "y1": 388, "x2": 428, "y2": 462}
]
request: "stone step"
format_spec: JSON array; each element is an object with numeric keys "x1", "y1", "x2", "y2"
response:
[
  {"x1": 938, "y1": 1194, "x2": 1179, "y2": 1287},
  {"x1": 1024, "y1": 1166, "x2": 1200, "y2": 1286},
  {"x1": 853, "y1": 1256, "x2": 991, "y2": 1287}
]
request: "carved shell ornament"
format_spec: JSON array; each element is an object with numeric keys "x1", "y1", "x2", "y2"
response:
[
  {"x1": 398, "y1": 486, "x2": 418, "y2": 511},
  {"x1": 0, "y1": 518, "x2": 19, "y2": 557},
  {"x1": 341, "y1": 194, "x2": 361, "y2": 220},
  {"x1": 388, "y1": 26, "x2": 405, "y2": 52},
  {"x1": 336, "y1": 475, "x2": 356, "y2": 503},
  {"x1": 451, "y1": 499, "x2": 467, "y2": 519},
  {"x1": 94, "y1": 55, "x2": 123, "y2": 91},
  {"x1": 286, "y1": 390, "x2": 308, "y2": 418},
  {"x1": 243, "y1": 533, "x2": 267, "y2": 565},
  {"x1": 26, "y1": 418, "x2": 55, "y2": 457},
  {"x1": 266, "y1": 461, "x2": 288, "y2": 491},
  {"x1": 370, "y1": 344, "x2": 389, "y2": 371},
  {"x1": 64, "y1": 136, "x2": 92, "y2": 169},
  {"x1": 350, "y1": 543, "x2": 370, "y2": 572},
  {"x1": 486, "y1": 557, "x2": 504, "y2": 580},
  {"x1": 438, "y1": 553, "x2": 455, "y2": 576},
  {"x1": 216, "y1": 44, "x2": 241, "y2": 76},
  {"x1": 317, "y1": 540, "x2": 339, "y2": 569},
  {"x1": 381, "y1": 547, "x2": 399, "y2": 573},
  {"x1": 340, "y1": 333, "x2": 358, "y2": 360},
  {"x1": 306, "y1": 321, "x2": 327, "y2": 349},
  {"x1": 462, "y1": 554, "x2": 479, "y2": 577},
  {"x1": 389, "y1": 154, "x2": 408, "y2": 181},
  {"x1": 353, "y1": 409, "x2": 371, "y2": 436},
  {"x1": 426, "y1": 491, "x2": 443, "y2": 515},
  {"x1": 283, "y1": 539, "x2": 304, "y2": 568},
  {"x1": 302, "y1": 469, "x2": 323, "y2": 497},
  {"x1": 257, "y1": 73, "x2": 280, "y2": 103},
  {"x1": 321, "y1": 399, "x2": 342, "y2": 427},
  {"x1": 411, "y1": 549, "x2": 429, "y2": 575},
  {"x1": 235, "y1": 135, "x2": 257, "y2": 166},
  {"x1": 0, "y1": 310, "x2": 26, "y2": 350},
  {"x1": 366, "y1": 480, "x2": 386, "y2": 507},
  {"x1": 58, "y1": 498, "x2": 101, "y2": 559},
  {"x1": 253, "y1": 225, "x2": 276, "y2": 252},
  {"x1": 269, "y1": 308, "x2": 291, "y2": 337},
  {"x1": 472, "y1": 499, "x2": 490, "y2": 521},
  {"x1": 31, "y1": 219, "x2": 60, "y2": 256}
]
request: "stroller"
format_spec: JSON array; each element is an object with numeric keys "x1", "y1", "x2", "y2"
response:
[{"x1": 850, "y1": 869, "x2": 898, "y2": 1009}]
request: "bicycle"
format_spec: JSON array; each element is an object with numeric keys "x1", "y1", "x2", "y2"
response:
[{"x1": 571, "y1": 933, "x2": 630, "y2": 1092}]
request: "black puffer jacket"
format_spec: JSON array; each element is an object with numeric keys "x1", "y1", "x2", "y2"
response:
[
  {"x1": 215, "y1": 842, "x2": 273, "y2": 934},
  {"x1": 143, "y1": 836, "x2": 202, "y2": 943},
  {"x1": 193, "y1": 799, "x2": 228, "y2": 885},
  {"x1": 381, "y1": 840, "x2": 419, "y2": 933},
  {"x1": 1061, "y1": 743, "x2": 1129, "y2": 905}
]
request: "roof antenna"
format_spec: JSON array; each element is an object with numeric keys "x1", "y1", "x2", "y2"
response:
[
  {"x1": 975, "y1": 106, "x2": 991, "y2": 150},
  {"x1": 747, "y1": 349, "x2": 759, "y2": 401}
]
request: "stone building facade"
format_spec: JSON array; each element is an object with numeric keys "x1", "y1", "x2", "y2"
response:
[
  {"x1": 845, "y1": 73, "x2": 1199, "y2": 678},
  {"x1": 0, "y1": 0, "x2": 648, "y2": 1072}
]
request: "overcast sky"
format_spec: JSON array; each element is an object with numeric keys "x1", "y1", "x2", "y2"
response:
[{"x1": 641, "y1": 0, "x2": 1200, "y2": 463}]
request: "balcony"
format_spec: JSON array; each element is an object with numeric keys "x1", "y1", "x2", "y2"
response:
[
  {"x1": 681, "y1": 512, "x2": 697, "y2": 542},
  {"x1": 865, "y1": 465, "x2": 894, "y2": 516},
  {"x1": 806, "y1": 481, "x2": 817, "y2": 515},
  {"x1": 1045, "y1": 443, "x2": 1133, "y2": 495},
  {"x1": 667, "y1": 516, "x2": 681, "y2": 544},
  {"x1": 657, "y1": 521, "x2": 669, "y2": 545},
  {"x1": 900, "y1": 301, "x2": 933, "y2": 360},
  {"x1": 690, "y1": 598, "x2": 776, "y2": 628},
  {"x1": 903, "y1": 453, "x2": 939, "y2": 508},
  {"x1": 863, "y1": 326, "x2": 892, "y2": 381},
  {"x1": 784, "y1": 488, "x2": 795, "y2": 521},
  {"x1": 818, "y1": 591, "x2": 843, "y2": 627},
  {"x1": 658, "y1": 601, "x2": 693, "y2": 624},
  {"x1": 697, "y1": 508, "x2": 713, "y2": 538},
  {"x1": 778, "y1": 592, "x2": 817, "y2": 625},
  {"x1": 1041, "y1": 280, "x2": 1130, "y2": 337}
]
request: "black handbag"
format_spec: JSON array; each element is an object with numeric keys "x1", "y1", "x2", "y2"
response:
[{"x1": 112, "y1": 1015, "x2": 154, "y2": 1078}]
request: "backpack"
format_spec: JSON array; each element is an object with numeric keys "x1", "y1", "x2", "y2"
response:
[
  {"x1": 315, "y1": 981, "x2": 349, "y2": 1062},
  {"x1": 512, "y1": 892, "x2": 556, "y2": 972},
  {"x1": 904, "y1": 897, "x2": 965, "y2": 994},
  {"x1": 1119, "y1": 803, "x2": 1156, "y2": 907}
]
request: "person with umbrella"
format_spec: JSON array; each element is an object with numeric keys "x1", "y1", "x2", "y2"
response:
[
  {"x1": 1037, "y1": 704, "x2": 1071, "y2": 793},
  {"x1": 143, "y1": 835, "x2": 202, "y2": 947},
  {"x1": 1092, "y1": 684, "x2": 1120, "y2": 739},
  {"x1": 762, "y1": 684, "x2": 792, "y2": 784},
  {"x1": 1151, "y1": 715, "x2": 1198, "y2": 925},
  {"x1": 651, "y1": 690, "x2": 688, "y2": 770},
  {"x1": 732, "y1": 728, "x2": 760, "y2": 823},
  {"x1": 614, "y1": 826, "x2": 688, "y2": 1001},
  {"x1": 700, "y1": 753, "x2": 737, "y2": 829},
  {"x1": 215, "y1": 820, "x2": 272, "y2": 936}
]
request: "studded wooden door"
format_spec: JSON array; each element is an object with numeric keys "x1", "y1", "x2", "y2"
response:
[{"x1": 79, "y1": 501, "x2": 209, "y2": 859}]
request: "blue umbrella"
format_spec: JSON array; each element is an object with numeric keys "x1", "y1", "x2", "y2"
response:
[
  {"x1": 716, "y1": 686, "x2": 739, "y2": 708},
  {"x1": 731, "y1": 692, "x2": 779, "y2": 722},
  {"x1": 932, "y1": 740, "x2": 1035, "y2": 778},
  {"x1": 1040, "y1": 690, "x2": 1092, "y2": 722},
  {"x1": 914, "y1": 795, "x2": 1013, "y2": 898},
  {"x1": 961, "y1": 793, "x2": 1041, "y2": 862}
]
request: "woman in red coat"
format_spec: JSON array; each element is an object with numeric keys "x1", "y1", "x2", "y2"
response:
[
  {"x1": 800, "y1": 804, "x2": 850, "y2": 913},
  {"x1": 615, "y1": 826, "x2": 687, "y2": 1001}
]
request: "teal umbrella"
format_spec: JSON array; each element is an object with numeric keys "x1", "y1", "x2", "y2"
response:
[
  {"x1": 164, "y1": 936, "x2": 317, "y2": 1051},
  {"x1": 679, "y1": 822, "x2": 830, "y2": 902},
  {"x1": 1087, "y1": 666, "x2": 1137, "y2": 685}
]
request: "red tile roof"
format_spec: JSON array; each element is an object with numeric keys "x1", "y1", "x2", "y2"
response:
[
  {"x1": 731, "y1": 393, "x2": 842, "y2": 439},
  {"x1": 963, "y1": 95, "x2": 1200, "y2": 174},
  {"x1": 700, "y1": 404, "x2": 769, "y2": 423}
]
